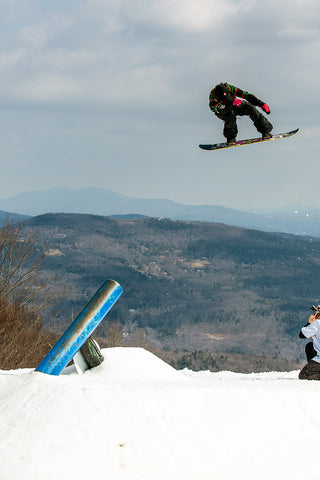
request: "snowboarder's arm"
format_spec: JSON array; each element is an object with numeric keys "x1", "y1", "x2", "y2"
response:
[
  {"x1": 209, "y1": 98, "x2": 221, "y2": 113},
  {"x1": 209, "y1": 83, "x2": 270, "y2": 114},
  {"x1": 227, "y1": 84, "x2": 248, "y2": 100},
  {"x1": 246, "y1": 93, "x2": 264, "y2": 107},
  {"x1": 228, "y1": 84, "x2": 271, "y2": 114},
  {"x1": 227, "y1": 84, "x2": 263, "y2": 107}
]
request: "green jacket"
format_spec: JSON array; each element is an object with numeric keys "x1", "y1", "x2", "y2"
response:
[{"x1": 209, "y1": 83, "x2": 264, "y2": 114}]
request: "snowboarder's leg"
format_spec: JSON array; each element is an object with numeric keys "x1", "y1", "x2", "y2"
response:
[
  {"x1": 238, "y1": 101, "x2": 273, "y2": 138},
  {"x1": 215, "y1": 107, "x2": 238, "y2": 143},
  {"x1": 298, "y1": 360, "x2": 320, "y2": 380},
  {"x1": 223, "y1": 116, "x2": 238, "y2": 144}
]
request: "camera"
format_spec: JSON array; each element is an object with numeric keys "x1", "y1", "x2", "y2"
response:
[{"x1": 310, "y1": 305, "x2": 320, "y2": 314}]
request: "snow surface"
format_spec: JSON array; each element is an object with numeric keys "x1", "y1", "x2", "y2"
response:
[{"x1": 0, "y1": 347, "x2": 320, "y2": 480}]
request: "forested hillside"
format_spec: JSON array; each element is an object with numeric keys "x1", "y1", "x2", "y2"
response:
[{"x1": 24, "y1": 213, "x2": 320, "y2": 363}]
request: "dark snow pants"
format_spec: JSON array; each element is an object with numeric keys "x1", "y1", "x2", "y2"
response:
[
  {"x1": 215, "y1": 101, "x2": 273, "y2": 141},
  {"x1": 299, "y1": 342, "x2": 320, "y2": 380}
]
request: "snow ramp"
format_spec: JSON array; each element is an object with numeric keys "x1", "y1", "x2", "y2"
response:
[{"x1": 0, "y1": 347, "x2": 320, "y2": 480}]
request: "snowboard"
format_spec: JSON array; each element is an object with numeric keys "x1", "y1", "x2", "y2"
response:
[
  {"x1": 199, "y1": 128, "x2": 299, "y2": 151},
  {"x1": 36, "y1": 279, "x2": 122, "y2": 376}
]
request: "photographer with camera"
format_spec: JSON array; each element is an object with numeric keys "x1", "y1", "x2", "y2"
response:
[{"x1": 299, "y1": 306, "x2": 320, "y2": 380}]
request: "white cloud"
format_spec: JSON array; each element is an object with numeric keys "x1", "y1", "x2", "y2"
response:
[
  {"x1": 0, "y1": 0, "x2": 318, "y2": 110},
  {"x1": 17, "y1": 75, "x2": 82, "y2": 102},
  {"x1": 86, "y1": 0, "x2": 237, "y2": 32},
  {"x1": 132, "y1": 0, "x2": 237, "y2": 32},
  {"x1": 0, "y1": 0, "x2": 319, "y2": 207}
]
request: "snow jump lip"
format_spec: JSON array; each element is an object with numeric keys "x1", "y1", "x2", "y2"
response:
[{"x1": 35, "y1": 279, "x2": 123, "y2": 376}]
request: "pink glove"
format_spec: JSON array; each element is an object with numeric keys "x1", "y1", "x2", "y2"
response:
[
  {"x1": 261, "y1": 103, "x2": 270, "y2": 114},
  {"x1": 233, "y1": 98, "x2": 243, "y2": 107}
]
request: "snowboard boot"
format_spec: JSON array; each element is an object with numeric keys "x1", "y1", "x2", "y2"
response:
[
  {"x1": 262, "y1": 132, "x2": 272, "y2": 139},
  {"x1": 227, "y1": 138, "x2": 237, "y2": 146}
]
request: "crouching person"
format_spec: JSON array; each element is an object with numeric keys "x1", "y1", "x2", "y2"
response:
[{"x1": 299, "y1": 308, "x2": 320, "y2": 380}]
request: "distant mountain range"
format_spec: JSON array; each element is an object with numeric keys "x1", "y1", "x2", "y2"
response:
[
  {"x1": 1, "y1": 187, "x2": 320, "y2": 236},
  {"x1": 0, "y1": 210, "x2": 31, "y2": 223}
]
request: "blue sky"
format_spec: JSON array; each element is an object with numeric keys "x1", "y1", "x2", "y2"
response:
[{"x1": 0, "y1": 0, "x2": 319, "y2": 210}]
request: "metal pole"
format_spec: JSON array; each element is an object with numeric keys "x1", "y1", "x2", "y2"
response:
[{"x1": 35, "y1": 279, "x2": 123, "y2": 375}]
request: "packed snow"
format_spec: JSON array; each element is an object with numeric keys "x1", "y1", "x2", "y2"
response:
[{"x1": 0, "y1": 347, "x2": 320, "y2": 480}]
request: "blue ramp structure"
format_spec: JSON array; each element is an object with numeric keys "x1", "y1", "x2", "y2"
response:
[{"x1": 36, "y1": 279, "x2": 123, "y2": 375}]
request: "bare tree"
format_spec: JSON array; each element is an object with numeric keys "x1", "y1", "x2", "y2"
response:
[
  {"x1": 0, "y1": 215, "x2": 57, "y2": 313},
  {"x1": 0, "y1": 215, "x2": 62, "y2": 368},
  {"x1": 104, "y1": 320, "x2": 124, "y2": 347}
]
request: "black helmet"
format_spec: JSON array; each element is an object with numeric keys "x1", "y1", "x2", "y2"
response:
[{"x1": 214, "y1": 83, "x2": 232, "y2": 103}]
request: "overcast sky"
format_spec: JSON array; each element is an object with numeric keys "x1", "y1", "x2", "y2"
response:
[{"x1": 0, "y1": 0, "x2": 319, "y2": 211}]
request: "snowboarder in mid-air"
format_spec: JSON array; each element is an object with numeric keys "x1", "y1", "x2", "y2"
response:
[{"x1": 209, "y1": 82, "x2": 273, "y2": 145}]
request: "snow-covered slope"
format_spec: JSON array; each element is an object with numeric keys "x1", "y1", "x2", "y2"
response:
[{"x1": 0, "y1": 347, "x2": 319, "y2": 480}]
